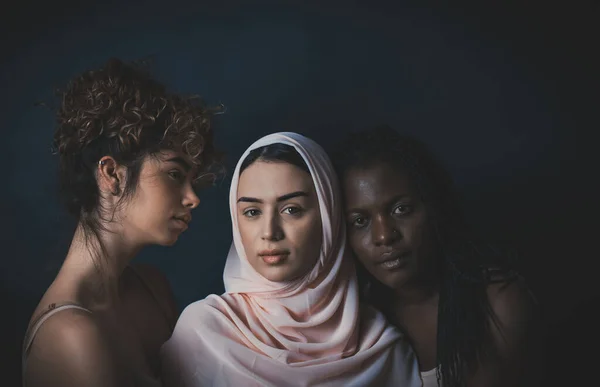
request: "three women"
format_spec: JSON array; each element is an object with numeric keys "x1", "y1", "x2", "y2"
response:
[{"x1": 24, "y1": 58, "x2": 537, "y2": 386}]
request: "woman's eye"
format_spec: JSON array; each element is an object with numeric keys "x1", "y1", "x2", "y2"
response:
[
  {"x1": 283, "y1": 206, "x2": 303, "y2": 216},
  {"x1": 393, "y1": 204, "x2": 413, "y2": 215},
  {"x1": 351, "y1": 216, "x2": 368, "y2": 228},
  {"x1": 168, "y1": 170, "x2": 184, "y2": 181},
  {"x1": 243, "y1": 209, "x2": 260, "y2": 218}
]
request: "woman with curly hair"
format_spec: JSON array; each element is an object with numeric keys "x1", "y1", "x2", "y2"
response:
[
  {"x1": 22, "y1": 58, "x2": 222, "y2": 387},
  {"x1": 333, "y1": 125, "x2": 541, "y2": 387}
]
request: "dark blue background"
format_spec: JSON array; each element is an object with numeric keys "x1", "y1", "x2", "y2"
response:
[{"x1": 2, "y1": 1, "x2": 597, "y2": 385}]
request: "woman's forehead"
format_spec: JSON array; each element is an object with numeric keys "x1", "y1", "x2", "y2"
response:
[
  {"x1": 237, "y1": 161, "x2": 315, "y2": 199},
  {"x1": 343, "y1": 164, "x2": 415, "y2": 207}
]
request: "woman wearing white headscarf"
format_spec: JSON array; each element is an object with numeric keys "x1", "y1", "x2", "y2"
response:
[{"x1": 161, "y1": 132, "x2": 421, "y2": 386}]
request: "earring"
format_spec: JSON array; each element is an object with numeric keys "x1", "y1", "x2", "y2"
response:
[{"x1": 99, "y1": 160, "x2": 106, "y2": 166}]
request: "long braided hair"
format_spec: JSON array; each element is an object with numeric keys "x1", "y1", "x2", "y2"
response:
[{"x1": 332, "y1": 125, "x2": 520, "y2": 387}]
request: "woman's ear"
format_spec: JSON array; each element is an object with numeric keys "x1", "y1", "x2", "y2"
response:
[{"x1": 97, "y1": 156, "x2": 126, "y2": 196}]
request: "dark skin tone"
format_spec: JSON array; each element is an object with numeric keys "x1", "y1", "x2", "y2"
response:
[{"x1": 342, "y1": 161, "x2": 539, "y2": 387}]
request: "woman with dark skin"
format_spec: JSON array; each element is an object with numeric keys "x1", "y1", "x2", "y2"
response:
[
  {"x1": 333, "y1": 126, "x2": 540, "y2": 387},
  {"x1": 22, "y1": 58, "x2": 222, "y2": 387}
]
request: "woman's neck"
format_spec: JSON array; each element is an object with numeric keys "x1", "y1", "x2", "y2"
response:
[
  {"x1": 393, "y1": 264, "x2": 441, "y2": 307},
  {"x1": 59, "y1": 222, "x2": 142, "y2": 308},
  {"x1": 393, "y1": 281, "x2": 439, "y2": 307}
]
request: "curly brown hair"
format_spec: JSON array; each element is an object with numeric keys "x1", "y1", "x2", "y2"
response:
[{"x1": 52, "y1": 57, "x2": 223, "y2": 223}]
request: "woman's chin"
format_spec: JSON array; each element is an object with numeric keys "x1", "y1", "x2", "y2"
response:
[
  {"x1": 159, "y1": 226, "x2": 189, "y2": 246},
  {"x1": 257, "y1": 265, "x2": 310, "y2": 283},
  {"x1": 157, "y1": 233, "x2": 180, "y2": 247},
  {"x1": 260, "y1": 271, "x2": 291, "y2": 283}
]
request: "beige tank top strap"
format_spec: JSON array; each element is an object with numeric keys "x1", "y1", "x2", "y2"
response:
[{"x1": 22, "y1": 302, "x2": 92, "y2": 360}]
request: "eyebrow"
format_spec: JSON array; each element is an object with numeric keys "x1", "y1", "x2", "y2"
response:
[
  {"x1": 385, "y1": 194, "x2": 410, "y2": 207},
  {"x1": 346, "y1": 194, "x2": 410, "y2": 214},
  {"x1": 165, "y1": 156, "x2": 192, "y2": 172},
  {"x1": 237, "y1": 191, "x2": 309, "y2": 204}
]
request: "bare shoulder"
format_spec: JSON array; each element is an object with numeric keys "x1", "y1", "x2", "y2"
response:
[
  {"x1": 126, "y1": 263, "x2": 179, "y2": 328},
  {"x1": 24, "y1": 309, "x2": 120, "y2": 387},
  {"x1": 486, "y1": 277, "x2": 537, "y2": 333},
  {"x1": 481, "y1": 277, "x2": 542, "y2": 386}
]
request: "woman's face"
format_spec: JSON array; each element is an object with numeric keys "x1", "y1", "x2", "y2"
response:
[
  {"x1": 342, "y1": 161, "x2": 437, "y2": 291},
  {"x1": 236, "y1": 160, "x2": 322, "y2": 282},
  {"x1": 120, "y1": 150, "x2": 201, "y2": 246}
]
